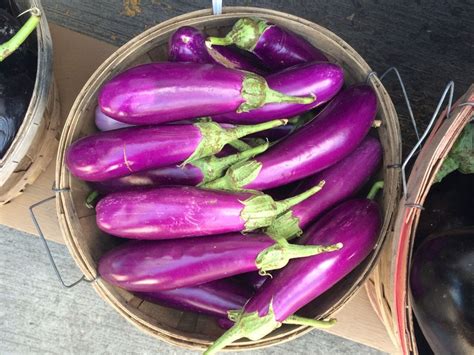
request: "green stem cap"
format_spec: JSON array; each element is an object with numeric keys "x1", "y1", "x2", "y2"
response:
[
  {"x1": 182, "y1": 119, "x2": 286, "y2": 165},
  {"x1": 85, "y1": 191, "x2": 100, "y2": 209},
  {"x1": 255, "y1": 239, "x2": 343, "y2": 273},
  {"x1": 195, "y1": 142, "x2": 270, "y2": 185},
  {"x1": 0, "y1": 8, "x2": 41, "y2": 62},
  {"x1": 228, "y1": 139, "x2": 252, "y2": 152},
  {"x1": 274, "y1": 180, "x2": 325, "y2": 215},
  {"x1": 204, "y1": 302, "x2": 336, "y2": 354},
  {"x1": 367, "y1": 181, "x2": 384, "y2": 200}
]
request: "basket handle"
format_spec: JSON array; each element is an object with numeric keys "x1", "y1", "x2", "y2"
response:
[{"x1": 29, "y1": 189, "x2": 97, "y2": 288}]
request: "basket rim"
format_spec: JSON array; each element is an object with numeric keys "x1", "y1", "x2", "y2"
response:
[
  {"x1": 55, "y1": 6, "x2": 401, "y2": 350},
  {"x1": 0, "y1": 0, "x2": 54, "y2": 184}
]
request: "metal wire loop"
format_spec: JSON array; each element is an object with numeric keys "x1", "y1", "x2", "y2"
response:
[
  {"x1": 212, "y1": 0, "x2": 223, "y2": 15},
  {"x1": 29, "y1": 195, "x2": 97, "y2": 288},
  {"x1": 387, "y1": 163, "x2": 402, "y2": 169},
  {"x1": 52, "y1": 184, "x2": 70, "y2": 193},
  {"x1": 405, "y1": 203, "x2": 425, "y2": 210},
  {"x1": 18, "y1": 6, "x2": 41, "y2": 18},
  {"x1": 366, "y1": 71, "x2": 378, "y2": 83},
  {"x1": 401, "y1": 81, "x2": 455, "y2": 197}
]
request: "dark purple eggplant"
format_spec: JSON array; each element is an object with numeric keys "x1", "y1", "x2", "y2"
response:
[
  {"x1": 207, "y1": 18, "x2": 327, "y2": 71},
  {"x1": 136, "y1": 279, "x2": 253, "y2": 319},
  {"x1": 169, "y1": 26, "x2": 266, "y2": 75},
  {"x1": 203, "y1": 186, "x2": 382, "y2": 353},
  {"x1": 204, "y1": 85, "x2": 377, "y2": 191},
  {"x1": 410, "y1": 228, "x2": 474, "y2": 355},
  {"x1": 416, "y1": 171, "x2": 474, "y2": 249}
]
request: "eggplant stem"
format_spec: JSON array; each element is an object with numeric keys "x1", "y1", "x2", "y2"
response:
[
  {"x1": 217, "y1": 142, "x2": 269, "y2": 167},
  {"x1": 225, "y1": 119, "x2": 288, "y2": 142},
  {"x1": 85, "y1": 191, "x2": 100, "y2": 209},
  {"x1": 205, "y1": 36, "x2": 233, "y2": 47},
  {"x1": 265, "y1": 89, "x2": 316, "y2": 106},
  {"x1": 228, "y1": 139, "x2": 252, "y2": 152},
  {"x1": 283, "y1": 315, "x2": 337, "y2": 329},
  {"x1": 0, "y1": 9, "x2": 41, "y2": 62},
  {"x1": 204, "y1": 325, "x2": 243, "y2": 355},
  {"x1": 275, "y1": 180, "x2": 325, "y2": 214},
  {"x1": 367, "y1": 181, "x2": 384, "y2": 200},
  {"x1": 284, "y1": 242, "x2": 343, "y2": 259}
]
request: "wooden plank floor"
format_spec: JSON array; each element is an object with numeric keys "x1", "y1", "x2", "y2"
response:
[{"x1": 41, "y1": 0, "x2": 474, "y2": 155}]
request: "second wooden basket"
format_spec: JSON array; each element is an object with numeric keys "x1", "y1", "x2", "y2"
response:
[{"x1": 55, "y1": 7, "x2": 401, "y2": 351}]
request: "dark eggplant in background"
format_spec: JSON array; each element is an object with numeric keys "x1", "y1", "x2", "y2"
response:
[
  {"x1": 410, "y1": 228, "x2": 474, "y2": 355},
  {"x1": 0, "y1": 5, "x2": 38, "y2": 157}
]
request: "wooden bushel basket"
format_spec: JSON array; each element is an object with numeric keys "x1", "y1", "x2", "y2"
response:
[
  {"x1": 0, "y1": 0, "x2": 60, "y2": 204},
  {"x1": 366, "y1": 85, "x2": 474, "y2": 354},
  {"x1": 55, "y1": 7, "x2": 401, "y2": 351}
]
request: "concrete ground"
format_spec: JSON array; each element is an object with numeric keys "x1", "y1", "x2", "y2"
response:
[{"x1": 0, "y1": 225, "x2": 383, "y2": 354}]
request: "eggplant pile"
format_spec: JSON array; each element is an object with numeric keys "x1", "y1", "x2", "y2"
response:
[
  {"x1": 410, "y1": 123, "x2": 474, "y2": 354},
  {"x1": 0, "y1": 3, "x2": 40, "y2": 157},
  {"x1": 66, "y1": 19, "x2": 384, "y2": 353}
]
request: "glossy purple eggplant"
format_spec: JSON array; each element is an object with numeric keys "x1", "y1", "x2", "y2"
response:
[
  {"x1": 238, "y1": 272, "x2": 268, "y2": 291},
  {"x1": 98, "y1": 232, "x2": 341, "y2": 292},
  {"x1": 204, "y1": 191, "x2": 382, "y2": 354},
  {"x1": 65, "y1": 119, "x2": 284, "y2": 182},
  {"x1": 169, "y1": 26, "x2": 266, "y2": 74},
  {"x1": 265, "y1": 136, "x2": 382, "y2": 240},
  {"x1": 95, "y1": 183, "x2": 325, "y2": 239},
  {"x1": 136, "y1": 279, "x2": 253, "y2": 318},
  {"x1": 94, "y1": 106, "x2": 133, "y2": 131},
  {"x1": 207, "y1": 18, "x2": 327, "y2": 71},
  {"x1": 90, "y1": 142, "x2": 269, "y2": 193},
  {"x1": 212, "y1": 61, "x2": 344, "y2": 123},
  {"x1": 98, "y1": 62, "x2": 313, "y2": 125},
  {"x1": 204, "y1": 85, "x2": 378, "y2": 192}
]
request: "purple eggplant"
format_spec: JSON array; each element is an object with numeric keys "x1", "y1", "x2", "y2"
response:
[
  {"x1": 169, "y1": 26, "x2": 266, "y2": 75},
  {"x1": 95, "y1": 182, "x2": 324, "y2": 239},
  {"x1": 98, "y1": 62, "x2": 313, "y2": 125},
  {"x1": 204, "y1": 85, "x2": 378, "y2": 192},
  {"x1": 65, "y1": 119, "x2": 284, "y2": 182},
  {"x1": 204, "y1": 185, "x2": 382, "y2": 354},
  {"x1": 136, "y1": 279, "x2": 253, "y2": 319},
  {"x1": 207, "y1": 18, "x2": 327, "y2": 71},
  {"x1": 98, "y1": 232, "x2": 341, "y2": 292},
  {"x1": 90, "y1": 142, "x2": 269, "y2": 193},
  {"x1": 212, "y1": 61, "x2": 344, "y2": 124},
  {"x1": 265, "y1": 136, "x2": 382, "y2": 240},
  {"x1": 238, "y1": 272, "x2": 268, "y2": 291}
]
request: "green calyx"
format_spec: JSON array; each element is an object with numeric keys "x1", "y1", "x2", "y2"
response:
[
  {"x1": 0, "y1": 8, "x2": 41, "y2": 62},
  {"x1": 265, "y1": 210, "x2": 303, "y2": 242},
  {"x1": 255, "y1": 237, "x2": 343, "y2": 273},
  {"x1": 202, "y1": 159, "x2": 262, "y2": 191},
  {"x1": 85, "y1": 191, "x2": 100, "y2": 209},
  {"x1": 240, "y1": 180, "x2": 326, "y2": 232},
  {"x1": 435, "y1": 123, "x2": 474, "y2": 183},
  {"x1": 194, "y1": 142, "x2": 269, "y2": 185},
  {"x1": 205, "y1": 17, "x2": 269, "y2": 51},
  {"x1": 204, "y1": 302, "x2": 336, "y2": 354},
  {"x1": 238, "y1": 72, "x2": 316, "y2": 113},
  {"x1": 181, "y1": 119, "x2": 286, "y2": 165}
]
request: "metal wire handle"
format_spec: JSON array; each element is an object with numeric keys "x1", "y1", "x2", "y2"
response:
[
  {"x1": 212, "y1": 0, "x2": 223, "y2": 15},
  {"x1": 29, "y1": 188, "x2": 97, "y2": 288}
]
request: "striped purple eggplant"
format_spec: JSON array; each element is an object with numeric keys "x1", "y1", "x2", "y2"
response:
[
  {"x1": 169, "y1": 26, "x2": 266, "y2": 74},
  {"x1": 265, "y1": 136, "x2": 382, "y2": 240},
  {"x1": 207, "y1": 18, "x2": 327, "y2": 71},
  {"x1": 136, "y1": 279, "x2": 253, "y2": 319},
  {"x1": 212, "y1": 61, "x2": 344, "y2": 124},
  {"x1": 204, "y1": 85, "x2": 377, "y2": 191},
  {"x1": 98, "y1": 232, "x2": 341, "y2": 292},
  {"x1": 65, "y1": 119, "x2": 284, "y2": 182},
  {"x1": 204, "y1": 184, "x2": 383, "y2": 354},
  {"x1": 95, "y1": 182, "x2": 324, "y2": 239},
  {"x1": 90, "y1": 142, "x2": 268, "y2": 193},
  {"x1": 98, "y1": 62, "x2": 313, "y2": 125}
]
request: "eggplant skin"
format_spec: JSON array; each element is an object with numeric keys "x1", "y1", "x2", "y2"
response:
[{"x1": 410, "y1": 228, "x2": 474, "y2": 355}]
